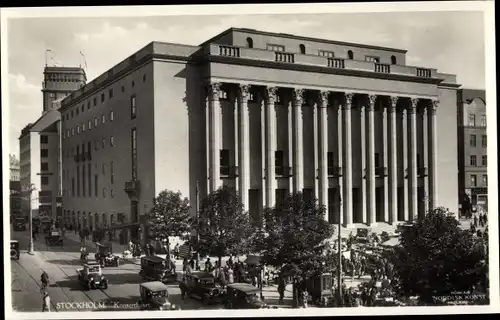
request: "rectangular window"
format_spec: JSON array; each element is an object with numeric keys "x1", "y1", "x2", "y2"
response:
[
  {"x1": 82, "y1": 122, "x2": 86, "y2": 132},
  {"x1": 483, "y1": 175, "x2": 488, "y2": 186},
  {"x1": 110, "y1": 110, "x2": 114, "y2": 122},
  {"x1": 41, "y1": 162, "x2": 49, "y2": 171},
  {"x1": 110, "y1": 161, "x2": 114, "y2": 184},
  {"x1": 88, "y1": 163, "x2": 92, "y2": 196},
  {"x1": 266, "y1": 44, "x2": 285, "y2": 52},
  {"x1": 121, "y1": 85, "x2": 125, "y2": 93},
  {"x1": 82, "y1": 164, "x2": 86, "y2": 197},
  {"x1": 275, "y1": 189, "x2": 287, "y2": 207},
  {"x1": 365, "y1": 56, "x2": 380, "y2": 63},
  {"x1": 95, "y1": 175, "x2": 98, "y2": 197},
  {"x1": 77, "y1": 125, "x2": 80, "y2": 134},
  {"x1": 110, "y1": 136, "x2": 114, "y2": 147},
  {"x1": 220, "y1": 149, "x2": 230, "y2": 175},
  {"x1": 40, "y1": 135, "x2": 48, "y2": 144},
  {"x1": 417, "y1": 153, "x2": 421, "y2": 168},
  {"x1": 482, "y1": 155, "x2": 487, "y2": 166},
  {"x1": 470, "y1": 155, "x2": 477, "y2": 166},
  {"x1": 102, "y1": 114, "x2": 106, "y2": 123},
  {"x1": 275, "y1": 150, "x2": 284, "y2": 175},
  {"x1": 318, "y1": 50, "x2": 335, "y2": 58},
  {"x1": 88, "y1": 120, "x2": 92, "y2": 130},
  {"x1": 76, "y1": 145, "x2": 80, "y2": 158},
  {"x1": 94, "y1": 117, "x2": 98, "y2": 127},
  {"x1": 77, "y1": 166, "x2": 80, "y2": 197},
  {"x1": 72, "y1": 177, "x2": 75, "y2": 196},
  {"x1": 87, "y1": 101, "x2": 91, "y2": 110},
  {"x1": 132, "y1": 128, "x2": 137, "y2": 180},
  {"x1": 109, "y1": 88, "x2": 113, "y2": 98},
  {"x1": 482, "y1": 135, "x2": 487, "y2": 148},
  {"x1": 480, "y1": 115, "x2": 487, "y2": 127},
  {"x1": 374, "y1": 153, "x2": 380, "y2": 168},
  {"x1": 327, "y1": 152, "x2": 334, "y2": 176},
  {"x1": 471, "y1": 174, "x2": 477, "y2": 187},
  {"x1": 102, "y1": 138, "x2": 105, "y2": 149},
  {"x1": 470, "y1": 134, "x2": 476, "y2": 147},
  {"x1": 468, "y1": 114, "x2": 476, "y2": 126},
  {"x1": 93, "y1": 97, "x2": 97, "y2": 106},
  {"x1": 41, "y1": 149, "x2": 49, "y2": 158},
  {"x1": 131, "y1": 96, "x2": 137, "y2": 119},
  {"x1": 101, "y1": 93, "x2": 105, "y2": 102}
]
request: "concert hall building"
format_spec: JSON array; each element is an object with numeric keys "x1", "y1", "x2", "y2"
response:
[{"x1": 59, "y1": 28, "x2": 460, "y2": 242}]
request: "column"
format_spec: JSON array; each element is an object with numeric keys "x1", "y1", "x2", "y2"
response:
[
  {"x1": 428, "y1": 100, "x2": 439, "y2": 210},
  {"x1": 265, "y1": 87, "x2": 278, "y2": 208},
  {"x1": 342, "y1": 93, "x2": 354, "y2": 227},
  {"x1": 318, "y1": 91, "x2": 329, "y2": 221},
  {"x1": 313, "y1": 99, "x2": 319, "y2": 200},
  {"x1": 409, "y1": 98, "x2": 419, "y2": 221},
  {"x1": 422, "y1": 106, "x2": 429, "y2": 216},
  {"x1": 208, "y1": 83, "x2": 222, "y2": 193},
  {"x1": 293, "y1": 88, "x2": 305, "y2": 193},
  {"x1": 388, "y1": 97, "x2": 398, "y2": 225},
  {"x1": 402, "y1": 107, "x2": 409, "y2": 221},
  {"x1": 337, "y1": 100, "x2": 344, "y2": 224},
  {"x1": 238, "y1": 84, "x2": 251, "y2": 212},
  {"x1": 383, "y1": 102, "x2": 389, "y2": 222},
  {"x1": 288, "y1": 97, "x2": 294, "y2": 192},
  {"x1": 260, "y1": 94, "x2": 266, "y2": 210},
  {"x1": 360, "y1": 104, "x2": 367, "y2": 224},
  {"x1": 367, "y1": 95, "x2": 377, "y2": 226}
]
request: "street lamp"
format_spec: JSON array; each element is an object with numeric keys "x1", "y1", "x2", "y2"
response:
[{"x1": 22, "y1": 183, "x2": 36, "y2": 255}]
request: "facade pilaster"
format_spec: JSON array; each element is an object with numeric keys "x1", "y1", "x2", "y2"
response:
[
  {"x1": 293, "y1": 88, "x2": 305, "y2": 193},
  {"x1": 382, "y1": 102, "x2": 389, "y2": 222},
  {"x1": 422, "y1": 106, "x2": 429, "y2": 217},
  {"x1": 367, "y1": 95, "x2": 377, "y2": 226},
  {"x1": 342, "y1": 93, "x2": 354, "y2": 227},
  {"x1": 388, "y1": 97, "x2": 398, "y2": 225},
  {"x1": 402, "y1": 107, "x2": 409, "y2": 221},
  {"x1": 409, "y1": 98, "x2": 419, "y2": 221},
  {"x1": 337, "y1": 100, "x2": 344, "y2": 224},
  {"x1": 208, "y1": 83, "x2": 222, "y2": 193},
  {"x1": 317, "y1": 91, "x2": 329, "y2": 221},
  {"x1": 238, "y1": 84, "x2": 251, "y2": 212},
  {"x1": 265, "y1": 87, "x2": 278, "y2": 208},
  {"x1": 428, "y1": 100, "x2": 439, "y2": 210},
  {"x1": 360, "y1": 103, "x2": 367, "y2": 224}
]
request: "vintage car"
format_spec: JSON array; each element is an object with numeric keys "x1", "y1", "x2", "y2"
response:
[
  {"x1": 76, "y1": 262, "x2": 108, "y2": 290},
  {"x1": 356, "y1": 228, "x2": 370, "y2": 243},
  {"x1": 94, "y1": 242, "x2": 119, "y2": 267},
  {"x1": 139, "y1": 255, "x2": 176, "y2": 283},
  {"x1": 224, "y1": 283, "x2": 276, "y2": 309},
  {"x1": 306, "y1": 273, "x2": 334, "y2": 307},
  {"x1": 10, "y1": 240, "x2": 20, "y2": 260},
  {"x1": 13, "y1": 218, "x2": 26, "y2": 231},
  {"x1": 45, "y1": 230, "x2": 63, "y2": 246},
  {"x1": 179, "y1": 272, "x2": 224, "y2": 305},
  {"x1": 138, "y1": 281, "x2": 179, "y2": 311}
]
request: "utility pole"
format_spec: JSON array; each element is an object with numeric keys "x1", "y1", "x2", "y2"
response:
[{"x1": 22, "y1": 183, "x2": 36, "y2": 255}]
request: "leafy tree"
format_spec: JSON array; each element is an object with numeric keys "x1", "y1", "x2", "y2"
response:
[
  {"x1": 253, "y1": 192, "x2": 335, "y2": 306},
  {"x1": 392, "y1": 207, "x2": 487, "y2": 304},
  {"x1": 146, "y1": 190, "x2": 192, "y2": 257},
  {"x1": 192, "y1": 186, "x2": 252, "y2": 266}
]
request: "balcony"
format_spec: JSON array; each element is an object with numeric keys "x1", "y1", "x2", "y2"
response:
[
  {"x1": 418, "y1": 167, "x2": 428, "y2": 178},
  {"x1": 416, "y1": 68, "x2": 432, "y2": 78},
  {"x1": 219, "y1": 45, "x2": 240, "y2": 57},
  {"x1": 327, "y1": 58, "x2": 345, "y2": 69},
  {"x1": 328, "y1": 166, "x2": 343, "y2": 178},
  {"x1": 374, "y1": 63, "x2": 390, "y2": 74},
  {"x1": 124, "y1": 180, "x2": 140, "y2": 198},
  {"x1": 276, "y1": 166, "x2": 293, "y2": 177},
  {"x1": 275, "y1": 52, "x2": 294, "y2": 63},
  {"x1": 220, "y1": 165, "x2": 238, "y2": 178}
]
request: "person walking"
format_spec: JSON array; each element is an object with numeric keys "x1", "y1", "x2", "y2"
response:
[
  {"x1": 219, "y1": 266, "x2": 227, "y2": 289},
  {"x1": 173, "y1": 243, "x2": 179, "y2": 260},
  {"x1": 278, "y1": 275, "x2": 286, "y2": 304},
  {"x1": 42, "y1": 291, "x2": 51, "y2": 312},
  {"x1": 473, "y1": 214, "x2": 478, "y2": 228},
  {"x1": 228, "y1": 267, "x2": 234, "y2": 284},
  {"x1": 205, "y1": 258, "x2": 213, "y2": 273}
]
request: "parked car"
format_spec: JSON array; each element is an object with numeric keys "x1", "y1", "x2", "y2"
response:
[
  {"x1": 138, "y1": 281, "x2": 179, "y2": 310},
  {"x1": 139, "y1": 255, "x2": 177, "y2": 283},
  {"x1": 224, "y1": 283, "x2": 276, "y2": 309},
  {"x1": 179, "y1": 272, "x2": 224, "y2": 305},
  {"x1": 10, "y1": 240, "x2": 20, "y2": 260},
  {"x1": 45, "y1": 230, "x2": 63, "y2": 246},
  {"x1": 76, "y1": 262, "x2": 108, "y2": 290},
  {"x1": 95, "y1": 242, "x2": 119, "y2": 267}
]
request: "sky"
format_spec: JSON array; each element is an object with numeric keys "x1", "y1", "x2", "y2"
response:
[{"x1": 4, "y1": 9, "x2": 487, "y2": 157}]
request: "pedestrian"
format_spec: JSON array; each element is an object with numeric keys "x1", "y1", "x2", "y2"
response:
[
  {"x1": 474, "y1": 214, "x2": 478, "y2": 228},
  {"x1": 228, "y1": 268, "x2": 234, "y2": 284},
  {"x1": 189, "y1": 257, "x2": 196, "y2": 270},
  {"x1": 173, "y1": 243, "x2": 179, "y2": 259},
  {"x1": 42, "y1": 291, "x2": 51, "y2": 312},
  {"x1": 227, "y1": 256, "x2": 234, "y2": 269},
  {"x1": 234, "y1": 262, "x2": 240, "y2": 283},
  {"x1": 478, "y1": 213, "x2": 483, "y2": 227},
  {"x1": 278, "y1": 275, "x2": 286, "y2": 304},
  {"x1": 484, "y1": 213, "x2": 488, "y2": 225},
  {"x1": 205, "y1": 258, "x2": 213, "y2": 273},
  {"x1": 183, "y1": 258, "x2": 189, "y2": 272},
  {"x1": 219, "y1": 266, "x2": 227, "y2": 288}
]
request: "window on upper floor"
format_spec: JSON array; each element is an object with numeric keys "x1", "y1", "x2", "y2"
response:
[
  {"x1": 391, "y1": 55, "x2": 397, "y2": 65},
  {"x1": 94, "y1": 117, "x2": 98, "y2": 127},
  {"x1": 88, "y1": 120, "x2": 92, "y2": 130},
  {"x1": 275, "y1": 150, "x2": 285, "y2": 175},
  {"x1": 470, "y1": 174, "x2": 477, "y2": 187},
  {"x1": 482, "y1": 155, "x2": 487, "y2": 166},
  {"x1": 131, "y1": 95, "x2": 137, "y2": 119},
  {"x1": 327, "y1": 152, "x2": 334, "y2": 176},
  {"x1": 93, "y1": 97, "x2": 97, "y2": 106},
  {"x1": 76, "y1": 125, "x2": 80, "y2": 134},
  {"x1": 71, "y1": 110, "x2": 74, "y2": 118},
  {"x1": 110, "y1": 110, "x2": 114, "y2": 122},
  {"x1": 132, "y1": 80, "x2": 135, "y2": 88},
  {"x1": 483, "y1": 174, "x2": 488, "y2": 186},
  {"x1": 365, "y1": 56, "x2": 380, "y2": 63},
  {"x1": 87, "y1": 101, "x2": 91, "y2": 110},
  {"x1": 266, "y1": 44, "x2": 285, "y2": 52},
  {"x1": 40, "y1": 135, "x2": 48, "y2": 144},
  {"x1": 41, "y1": 176, "x2": 49, "y2": 186},
  {"x1": 470, "y1": 134, "x2": 476, "y2": 147},
  {"x1": 480, "y1": 115, "x2": 486, "y2": 127},
  {"x1": 110, "y1": 136, "x2": 114, "y2": 147},
  {"x1": 102, "y1": 114, "x2": 106, "y2": 124},
  {"x1": 41, "y1": 162, "x2": 49, "y2": 171},
  {"x1": 109, "y1": 88, "x2": 113, "y2": 98},
  {"x1": 299, "y1": 44, "x2": 306, "y2": 54},
  {"x1": 246, "y1": 37, "x2": 253, "y2": 48},
  {"x1": 220, "y1": 149, "x2": 230, "y2": 176},
  {"x1": 482, "y1": 135, "x2": 487, "y2": 148},
  {"x1": 318, "y1": 50, "x2": 335, "y2": 58},
  {"x1": 101, "y1": 93, "x2": 105, "y2": 103},
  {"x1": 219, "y1": 90, "x2": 228, "y2": 100},
  {"x1": 82, "y1": 122, "x2": 86, "y2": 132},
  {"x1": 143, "y1": 74, "x2": 146, "y2": 82},
  {"x1": 348, "y1": 50, "x2": 354, "y2": 59},
  {"x1": 468, "y1": 114, "x2": 476, "y2": 126},
  {"x1": 102, "y1": 138, "x2": 106, "y2": 149},
  {"x1": 41, "y1": 149, "x2": 49, "y2": 158},
  {"x1": 470, "y1": 155, "x2": 477, "y2": 166},
  {"x1": 375, "y1": 153, "x2": 380, "y2": 168}
]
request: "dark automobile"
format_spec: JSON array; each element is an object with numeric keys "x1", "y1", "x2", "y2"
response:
[
  {"x1": 224, "y1": 283, "x2": 276, "y2": 309},
  {"x1": 45, "y1": 230, "x2": 63, "y2": 246},
  {"x1": 138, "y1": 281, "x2": 179, "y2": 311},
  {"x1": 13, "y1": 218, "x2": 26, "y2": 231},
  {"x1": 10, "y1": 240, "x2": 20, "y2": 260},
  {"x1": 94, "y1": 242, "x2": 119, "y2": 267},
  {"x1": 139, "y1": 255, "x2": 176, "y2": 283},
  {"x1": 179, "y1": 272, "x2": 224, "y2": 305},
  {"x1": 356, "y1": 228, "x2": 370, "y2": 243},
  {"x1": 76, "y1": 263, "x2": 108, "y2": 290},
  {"x1": 306, "y1": 273, "x2": 334, "y2": 307}
]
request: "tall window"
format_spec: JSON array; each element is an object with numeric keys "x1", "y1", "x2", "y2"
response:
[
  {"x1": 480, "y1": 115, "x2": 487, "y2": 127},
  {"x1": 470, "y1": 174, "x2": 477, "y2": 187},
  {"x1": 110, "y1": 161, "x2": 114, "y2": 184},
  {"x1": 110, "y1": 136, "x2": 114, "y2": 147},
  {"x1": 131, "y1": 95, "x2": 137, "y2": 119},
  {"x1": 391, "y1": 55, "x2": 397, "y2": 65},
  {"x1": 327, "y1": 152, "x2": 334, "y2": 176},
  {"x1": 482, "y1": 135, "x2": 487, "y2": 148},
  {"x1": 347, "y1": 50, "x2": 354, "y2": 59},
  {"x1": 246, "y1": 37, "x2": 253, "y2": 48},
  {"x1": 72, "y1": 177, "x2": 75, "y2": 196},
  {"x1": 95, "y1": 175, "x2": 98, "y2": 197},
  {"x1": 94, "y1": 117, "x2": 98, "y2": 127},
  {"x1": 101, "y1": 93, "x2": 105, "y2": 102},
  {"x1": 88, "y1": 120, "x2": 92, "y2": 130},
  {"x1": 110, "y1": 110, "x2": 114, "y2": 122},
  {"x1": 102, "y1": 114, "x2": 106, "y2": 124},
  {"x1": 275, "y1": 150, "x2": 284, "y2": 175},
  {"x1": 131, "y1": 128, "x2": 137, "y2": 180},
  {"x1": 109, "y1": 88, "x2": 114, "y2": 98},
  {"x1": 470, "y1": 134, "x2": 476, "y2": 147},
  {"x1": 482, "y1": 155, "x2": 487, "y2": 166},
  {"x1": 88, "y1": 141, "x2": 92, "y2": 158},
  {"x1": 374, "y1": 153, "x2": 380, "y2": 168},
  {"x1": 482, "y1": 175, "x2": 488, "y2": 186},
  {"x1": 41, "y1": 163, "x2": 49, "y2": 171},
  {"x1": 82, "y1": 165, "x2": 86, "y2": 197},
  {"x1": 220, "y1": 149, "x2": 230, "y2": 176},
  {"x1": 77, "y1": 166, "x2": 80, "y2": 197},
  {"x1": 299, "y1": 44, "x2": 306, "y2": 54},
  {"x1": 470, "y1": 155, "x2": 477, "y2": 166},
  {"x1": 41, "y1": 176, "x2": 49, "y2": 185},
  {"x1": 468, "y1": 114, "x2": 476, "y2": 126},
  {"x1": 88, "y1": 163, "x2": 92, "y2": 196},
  {"x1": 40, "y1": 135, "x2": 48, "y2": 144},
  {"x1": 41, "y1": 149, "x2": 49, "y2": 158},
  {"x1": 275, "y1": 189, "x2": 287, "y2": 207}
]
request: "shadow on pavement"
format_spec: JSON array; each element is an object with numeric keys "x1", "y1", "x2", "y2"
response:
[
  {"x1": 46, "y1": 259, "x2": 85, "y2": 266},
  {"x1": 98, "y1": 272, "x2": 143, "y2": 285}
]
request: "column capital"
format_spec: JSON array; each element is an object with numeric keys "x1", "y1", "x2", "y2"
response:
[
  {"x1": 238, "y1": 84, "x2": 251, "y2": 102},
  {"x1": 388, "y1": 96, "x2": 398, "y2": 112},
  {"x1": 207, "y1": 83, "x2": 222, "y2": 101},
  {"x1": 293, "y1": 88, "x2": 305, "y2": 106},
  {"x1": 343, "y1": 92, "x2": 354, "y2": 110},
  {"x1": 368, "y1": 94, "x2": 377, "y2": 112},
  {"x1": 265, "y1": 87, "x2": 278, "y2": 104},
  {"x1": 409, "y1": 98, "x2": 419, "y2": 114},
  {"x1": 317, "y1": 91, "x2": 330, "y2": 107},
  {"x1": 429, "y1": 99, "x2": 439, "y2": 115}
]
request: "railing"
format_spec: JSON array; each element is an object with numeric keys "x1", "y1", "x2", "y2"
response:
[
  {"x1": 276, "y1": 166, "x2": 293, "y2": 177},
  {"x1": 418, "y1": 167, "x2": 428, "y2": 178},
  {"x1": 328, "y1": 166, "x2": 343, "y2": 178},
  {"x1": 374, "y1": 63, "x2": 391, "y2": 73},
  {"x1": 219, "y1": 45, "x2": 240, "y2": 57},
  {"x1": 275, "y1": 52, "x2": 294, "y2": 63},
  {"x1": 327, "y1": 58, "x2": 345, "y2": 69},
  {"x1": 416, "y1": 68, "x2": 432, "y2": 78}
]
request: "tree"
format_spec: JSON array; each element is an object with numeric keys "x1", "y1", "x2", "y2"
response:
[
  {"x1": 146, "y1": 190, "x2": 192, "y2": 258},
  {"x1": 193, "y1": 186, "x2": 252, "y2": 266},
  {"x1": 254, "y1": 192, "x2": 335, "y2": 306},
  {"x1": 392, "y1": 207, "x2": 487, "y2": 304}
]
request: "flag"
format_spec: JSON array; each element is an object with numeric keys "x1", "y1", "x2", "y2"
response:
[{"x1": 80, "y1": 51, "x2": 87, "y2": 69}]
